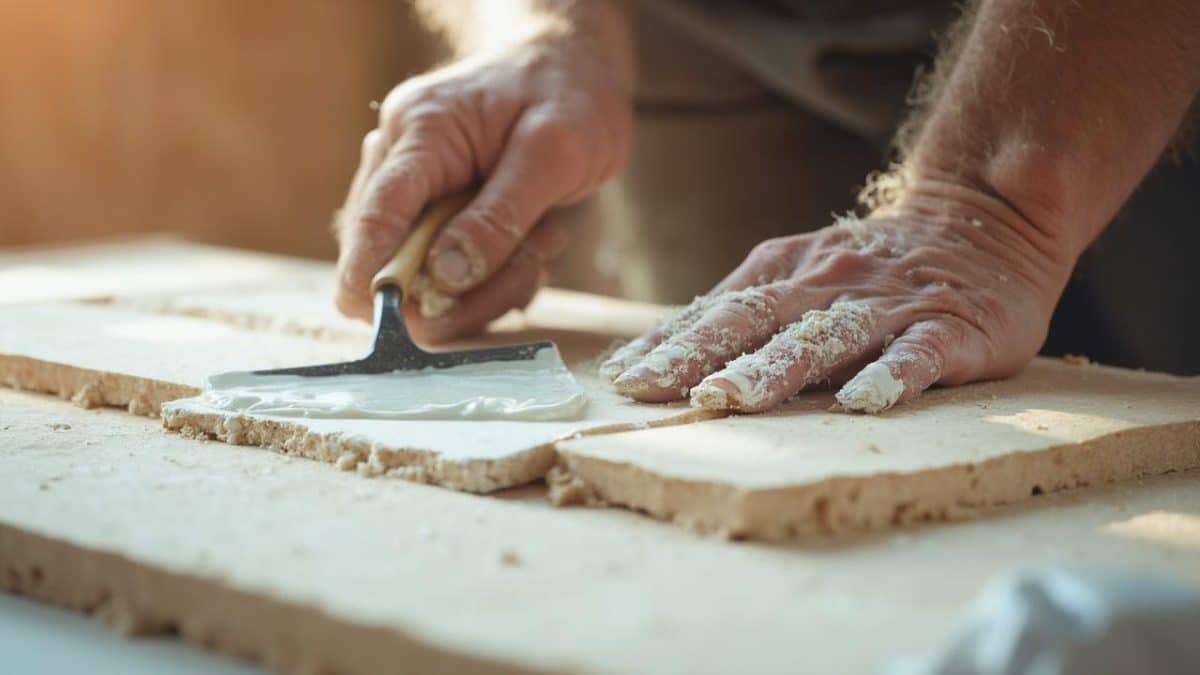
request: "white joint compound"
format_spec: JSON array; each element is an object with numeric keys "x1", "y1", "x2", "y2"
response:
[{"x1": 201, "y1": 347, "x2": 587, "y2": 422}]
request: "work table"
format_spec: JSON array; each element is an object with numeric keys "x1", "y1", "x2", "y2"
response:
[{"x1": 2, "y1": 238, "x2": 1197, "y2": 675}]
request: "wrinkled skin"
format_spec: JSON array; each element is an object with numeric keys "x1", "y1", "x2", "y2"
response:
[
  {"x1": 334, "y1": 28, "x2": 634, "y2": 342},
  {"x1": 601, "y1": 181, "x2": 1074, "y2": 413}
]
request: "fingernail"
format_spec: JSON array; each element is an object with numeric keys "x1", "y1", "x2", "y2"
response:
[
  {"x1": 431, "y1": 246, "x2": 472, "y2": 288},
  {"x1": 612, "y1": 369, "x2": 653, "y2": 396}
]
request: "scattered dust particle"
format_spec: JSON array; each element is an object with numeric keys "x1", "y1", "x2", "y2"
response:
[
  {"x1": 1036, "y1": 424, "x2": 1049, "y2": 431},
  {"x1": 48, "y1": 423, "x2": 71, "y2": 431},
  {"x1": 867, "y1": 443, "x2": 881, "y2": 454},
  {"x1": 969, "y1": 218, "x2": 983, "y2": 227},
  {"x1": 335, "y1": 453, "x2": 358, "y2": 471},
  {"x1": 1063, "y1": 354, "x2": 1090, "y2": 366},
  {"x1": 368, "y1": 100, "x2": 380, "y2": 110},
  {"x1": 499, "y1": 549, "x2": 522, "y2": 567}
]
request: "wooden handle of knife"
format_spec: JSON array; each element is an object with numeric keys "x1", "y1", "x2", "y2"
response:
[{"x1": 370, "y1": 190, "x2": 474, "y2": 297}]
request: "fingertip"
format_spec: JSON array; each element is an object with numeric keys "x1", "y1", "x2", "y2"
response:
[
  {"x1": 334, "y1": 284, "x2": 372, "y2": 322},
  {"x1": 612, "y1": 369, "x2": 656, "y2": 398},
  {"x1": 689, "y1": 377, "x2": 738, "y2": 410},
  {"x1": 598, "y1": 357, "x2": 631, "y2": 381},
  {"x1": 834, "y1": 361, "x2": 905, "y2": 414}
]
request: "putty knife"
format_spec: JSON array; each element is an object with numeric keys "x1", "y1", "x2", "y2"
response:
[{"x1": 249, "y1": 191, "x2": 562, "y2": 378}]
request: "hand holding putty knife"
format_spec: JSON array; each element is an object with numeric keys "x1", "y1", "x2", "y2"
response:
[{"x1": 201, "y1": 192, "x2": 587, "y2": 422}]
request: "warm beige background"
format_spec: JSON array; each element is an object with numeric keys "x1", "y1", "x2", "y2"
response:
[{"x1": 0, "y1": 0, "x2": 436, "y2": 259}]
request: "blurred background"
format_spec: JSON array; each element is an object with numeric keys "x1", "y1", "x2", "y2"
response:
[{"x1": 0, "y1": 0, "x2": 437, "y2": 259}]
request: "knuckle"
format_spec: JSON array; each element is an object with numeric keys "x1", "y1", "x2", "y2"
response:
[
  {"x1": 972, "y1": 287, "x2": 1012, "y2": 329},
  {"x1": 523, "y1": 113, "x2": 588, "y2": 166},
  {"x1": 748, "y1": 237, "x2": 794, "y2": 263},
  {"x1": 899, "y1": 245, "x2": 945, "y2": 268},
  {"x1": 744, "y1": 237, "x2": 801, "y2": 280},
  {"x1": 353, "y1": 213, "x2": 402, "y2": 250},
  {"x1": 462, "y1": 200, "x2": 525, "y2": 250},
  {"x1": 362, "y1": 162, "x2": 428, "y2": 219},
  {"x1": 821, "y1": 249, "x2": 872, "y2": 274},
  {"x1": 379, "y1": 77, "x2": 430, "y2": 122},
  {"x1": 361, "y1": 129, "x2": 383, "y2": 157},
  {"x1": 404, "y1": 102, "x2": 457, "y2": 135},
  {"x1": 917, "y1": 282, "x2": 965, "y2": 312}
]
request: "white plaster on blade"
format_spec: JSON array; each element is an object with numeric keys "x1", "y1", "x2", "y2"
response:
[{"x1": 201, "y1": 347, "x2": 587, "y2": 422}]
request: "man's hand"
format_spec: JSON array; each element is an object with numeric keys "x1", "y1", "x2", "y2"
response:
[
  {"x1": 607, "y1": 0, "x2": 1199, "y2": 413},
  {"x1": 335, "y1": 3, "x2": 635, "y2": 341},
  {"x1": 601, "y1": 182, "x2": 1073, "y2": 413}
]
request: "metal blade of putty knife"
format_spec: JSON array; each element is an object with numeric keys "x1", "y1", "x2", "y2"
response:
[{"x1": 214, "y1": 189, "x2": 570, "y2": 382}]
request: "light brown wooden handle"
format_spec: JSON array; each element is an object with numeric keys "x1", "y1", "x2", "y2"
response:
[{"x1": 370, "y1": 190, "x2": 474, "y2": 297}]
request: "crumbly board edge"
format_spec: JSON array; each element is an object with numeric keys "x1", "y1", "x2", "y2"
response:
[
  {"x1": 160, "y1": 405, "x2": 722, "y2": 494},
  {"x1": 160, "y1": 407, "x2": 560, "y2": 494},
  {"x1": 0, "y1": 522, "x2": 546, "y2": 675},
  {"x1": 0, "y1": 351, "x2": 721, "y2": 494},
  {"x1": 550, "y1": 421, "x2": 1200, "y2": 540},
  {"x1": 0, "y1": 354, "x2": 195, "y2": 416}
]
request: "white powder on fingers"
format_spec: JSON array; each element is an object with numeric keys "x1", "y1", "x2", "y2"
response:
[
  {"x1": 693, "y1": 302, "x2": 874, "y2": 410},
  {"x1": 613, "y1": 288, "x2": 777, "y2": 393},
  {"x1": 599, "y1": 294, "x2": 714, "y2": 379},
  {"x1": 835, "y1": 361, "x2": 905, "y2": 414},
  {"x1": 598, "y1": 335, "x2": 655, "y2": 380}
]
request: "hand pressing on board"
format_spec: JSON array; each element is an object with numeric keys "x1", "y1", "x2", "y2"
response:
[
  {"x1": 604, "y1": 0, "x2": 1200, "y2": 413},
  {"x1": 333, "y1": 1, "x2": 635, "y2": 342},
  {"x1": 600, "y1": 187, "x2": 1070, "y2": 414}
]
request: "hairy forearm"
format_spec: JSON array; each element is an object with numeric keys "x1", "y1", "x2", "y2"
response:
[
  {"x1": 414, "y1": 0, "x2": 635, "y2": 85},
  {"x1": 898, "y1": 0, "x2": 1200, "y2": 260}
]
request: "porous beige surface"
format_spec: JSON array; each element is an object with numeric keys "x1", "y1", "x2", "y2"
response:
[
  {"x1": 162, "y1": 372, "x2": 716, "y2": 493},
  {"x1": 113, "y1": 285, "x2": 670, "y2": 359},
  {"x1": 0, "y1": 304, "x2": 362, "y2": 415},
  {"x1": 554, "y1": 358, "x2": 1200, "y2": 539},
  {"x1": 0, "y1": 302, "x2": 716, "y2": 493},
  {"x1": 3, "y1": 388, "x2": 1199, "y2": 675},
  {"x1": 0, "y1": 237, "x2": 331, "y2": 305}
]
